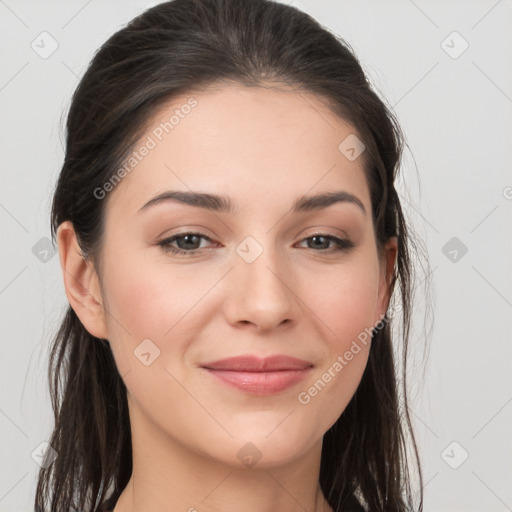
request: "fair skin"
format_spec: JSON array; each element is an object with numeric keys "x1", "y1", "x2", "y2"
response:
[{"x1": 57, "y1": 82, "x2": 397, "y2": 512}]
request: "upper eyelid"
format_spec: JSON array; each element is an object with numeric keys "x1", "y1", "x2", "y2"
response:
[{"x1": 159, "y1": 223, "x2": 351, "y2": 240}]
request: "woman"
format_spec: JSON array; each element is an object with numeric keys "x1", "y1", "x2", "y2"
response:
[{"x1": 34, "y1": 0, "x2": 428, "y2": 510}]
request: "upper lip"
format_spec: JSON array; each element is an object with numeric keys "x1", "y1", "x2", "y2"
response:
[{"x1": 200, "y1": 355, "x2": 313, "y2": 372}]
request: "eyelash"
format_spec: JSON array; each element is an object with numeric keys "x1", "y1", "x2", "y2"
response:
[{"x1": 157, "y1": 232, "x2": 355, "y2": 256}]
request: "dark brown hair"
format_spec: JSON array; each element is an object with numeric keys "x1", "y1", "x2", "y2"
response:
[{"x1": 35, "y1": 0, "x2": 430, "y2": 510}]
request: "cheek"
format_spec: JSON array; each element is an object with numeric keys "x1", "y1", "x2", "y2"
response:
[
  {"x1": 303, "y1": 257, "x2": 379, "y2": 346},
  {"x1": 295, "y1": 258, "x2": 378, "y2": 426},
  {"x1": 300, "y1": 343, "x2": 370, "y2": 437},
  {"x1": 101, "y1": 249, "x2": 221, "y2": 368}
]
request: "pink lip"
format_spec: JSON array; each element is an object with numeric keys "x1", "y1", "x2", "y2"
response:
[{"x1": 200, "y1": 355, "x2": 313, "y2": 395}]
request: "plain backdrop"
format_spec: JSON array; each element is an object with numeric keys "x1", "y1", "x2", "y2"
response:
[{"x1": 1, "y1": 1, "x2": 511, "y2": 511}]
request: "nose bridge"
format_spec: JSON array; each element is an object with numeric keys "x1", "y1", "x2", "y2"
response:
[{"x1": 237, "y1": 233, "x2": 290, "y2": 296}]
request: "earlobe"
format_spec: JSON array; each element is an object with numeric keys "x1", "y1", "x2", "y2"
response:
[{"x1": 56, "y1": 221, "x2": 109, "y2": 340}]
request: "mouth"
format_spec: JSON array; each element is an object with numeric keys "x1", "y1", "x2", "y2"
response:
[{"x1": 199, "y1": 355, "x2": 313, "y2": 396}]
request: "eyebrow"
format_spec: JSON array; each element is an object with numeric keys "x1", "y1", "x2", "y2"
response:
[{"x1": 138, "y1": 190, "x2": 366, "y2": 215}]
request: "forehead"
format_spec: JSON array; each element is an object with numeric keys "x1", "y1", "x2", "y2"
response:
[{"x1": 104, "y1": 82, "x2": 370, "y2": 218}]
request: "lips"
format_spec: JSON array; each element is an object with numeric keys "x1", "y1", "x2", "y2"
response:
[
  {"x1": 200, "y1": 355, "x2": 313, "y2": 372},
  {"x1": 200, "y1": 355, "x2": 313, "y2": 395}
]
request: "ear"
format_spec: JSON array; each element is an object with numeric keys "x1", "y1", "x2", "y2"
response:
[
  {"x1": 375, "y1": 236, "x2": 398, "y2": 326},
  {"x1": 56, "y1": 221, "x2": 109, "y2": 340}
]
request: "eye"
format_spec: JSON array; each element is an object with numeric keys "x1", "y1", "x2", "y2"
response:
[
  {"x1": 158, "y1": 232, "x2": 215, "y2": 255},
  {"x1": 296, "y1": 234, "x2": 355, "y2": 252},
  {"x1": 157, "y1": 232, "x2": 355, "y2": 256}
]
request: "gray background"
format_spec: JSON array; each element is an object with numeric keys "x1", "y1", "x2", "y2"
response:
[{"x1": 1, "y1": 0, "x2": 511, "y2": 510}]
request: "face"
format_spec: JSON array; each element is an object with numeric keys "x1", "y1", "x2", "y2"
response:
[{"x1": 74, "y1": 82, "x2": 396, "y2": 469}]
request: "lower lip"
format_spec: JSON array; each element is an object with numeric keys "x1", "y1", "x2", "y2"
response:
[{"x1": 202, "y1": 368, "x2": 312, "y2": 395}]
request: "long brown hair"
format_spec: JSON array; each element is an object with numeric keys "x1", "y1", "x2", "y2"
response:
[{"x1": 35, "y1": 0, "x2": 431, "y2": 510}]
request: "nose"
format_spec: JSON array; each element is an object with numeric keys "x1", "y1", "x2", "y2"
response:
[{"x1": 223, "y1": 241, "x2": 300, "y2": 333}]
